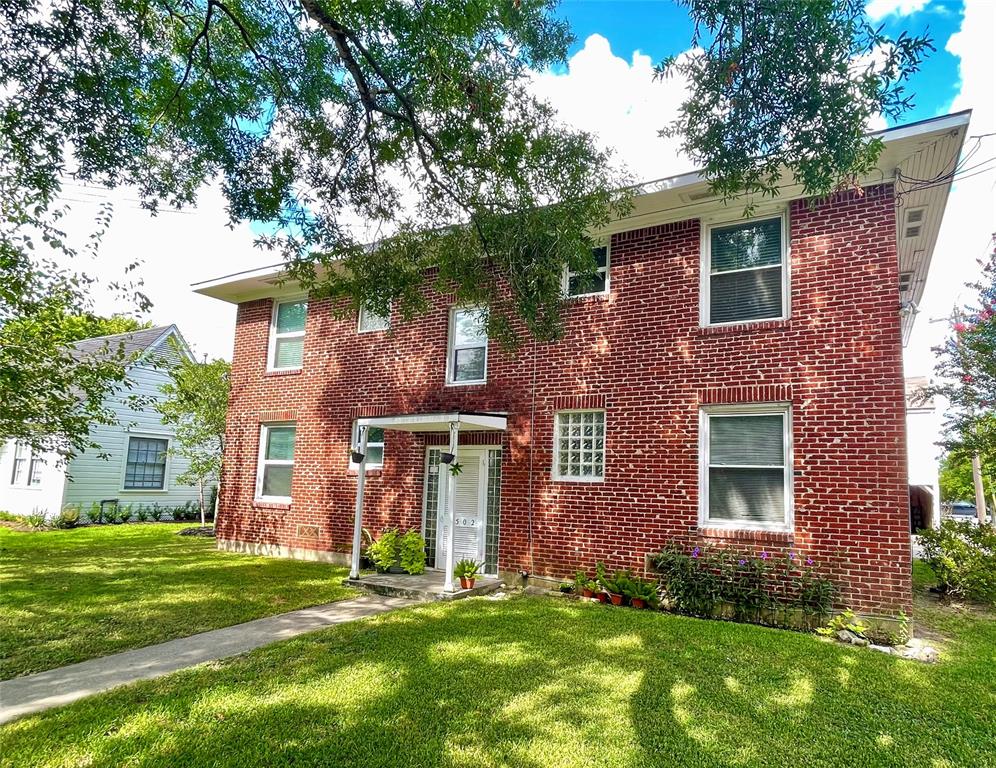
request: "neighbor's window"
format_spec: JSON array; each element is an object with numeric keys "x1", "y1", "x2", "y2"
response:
[
  {"x1": 256, "y1": 424, "x2": 296, "y2": 501},
  {"x1": 553, "y1": 410, "x2": 605, "y2": 481},
  {"x1": 706, "y1": 216, "x2": 785, "y2": 325},
  {"x1": 350, "y1": 423, "x2": 385, "y2": 469},
  {"x1": 28, "y1": 451, "x2": 43, "y2": 486},
  {"x1": 701, "y1": 405, "x2": 791, "y2": 530},
  {"x1": 564, "y1": 245, "x2": 610, "y2": 297},
  {"x1": 358, "y1": 304, "x2": 390, "y2": 333},
  {"x1": 269, "y1": 299, "x2": 307, "y2": 370},
  {"x1": 10, "y1": 443, "x2": 28, "y2": 486},
  {"x1": 124, "y1": 436, "x2": 169, "y2": 490},
  {"x1": 447, "y1": 307, "x2": 488, "y2": 384}
]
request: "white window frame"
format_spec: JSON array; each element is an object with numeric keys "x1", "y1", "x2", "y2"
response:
[
  {"x1": 255, "y1": 423, "x2": 296, "y2": 503},
  {"x1": 120, "y1": 432, "x2": 172, "y2": 493},
  {"x1": 552, "y1": 409, "x2": 606, "y2": 483},
  {"x1": 562, "y1": 243, "x2": 611, "y2": 299},
  {"x1": 445, "y1": 306, "x2": 488, "y2": 386},
  {"x1": 701, "y1": 211, "x2": 790, "y2": 327},
  {"x1": 349, "y1": 421, "x2": 385, "y2": 470},
  {"x1": 357, "y1": 303, "x2": 391, "y2": 333},
  {"x1": 698, "y1": 403, "x2": 793, "y2": 532},
  {"x1": 10, "y1": 443, "x2": 32, "y2": 488},
  {"x1": 267, "y1": 297, "x2": 308, "y2": 372}
]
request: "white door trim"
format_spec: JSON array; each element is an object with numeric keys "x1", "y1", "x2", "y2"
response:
[{"x1": 434, "y1": 447, "x2": 489, "y2": 571}]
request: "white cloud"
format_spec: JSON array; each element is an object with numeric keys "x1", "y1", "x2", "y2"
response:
[
  {"x1": 904, "y1": 0, "x2": 996, "y2": 376},
  {"x1": 865, "y1": 0, "x2": 930, "y2": 20},
  {"x1": 528, "y1": 34, "x2": 695, "y2": 182}
]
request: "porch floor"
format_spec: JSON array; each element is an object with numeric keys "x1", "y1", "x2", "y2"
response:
[{"x1": 345, "y1": 570, "x2": 503, "y2": 602}]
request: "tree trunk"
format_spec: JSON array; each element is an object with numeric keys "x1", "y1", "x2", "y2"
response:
[
  {"x1": 199, "y1": 477, "x2": 206, "y2": 529},
  {"x1": 972, "y1": 454, "x2": 986, "y2": 525}
]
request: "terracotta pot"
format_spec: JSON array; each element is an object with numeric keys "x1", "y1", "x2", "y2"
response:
[
  {"x1": 609, "y1": 593, "x2": 624, "y2": 606},
  {"x1": 459, "y1": 576, "x2": 476, "y2": 590},
  {"x1": 582, "y1": 588, "x2": 594, "y2": 599},
  {"x1": 631, "y1": 598, "x2": 646, "y2": 609},
  {"x1": 596, "y1": 592, "x2": 608, "y2": 603}
]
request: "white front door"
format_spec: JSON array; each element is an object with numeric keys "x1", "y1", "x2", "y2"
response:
[{"x1": 436, "y1": 448, "x2": 488, "y2": 569}]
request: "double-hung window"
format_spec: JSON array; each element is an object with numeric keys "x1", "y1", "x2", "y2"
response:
[
  {"x1": 705, "y1": 215, "x2": 787, "y2": 325},
  {"x1": 358, "y1": 304, "x2": 390, "y2": 333},
  {"x1": 350, "y1": 423, "x2": 385, "y2": 470},
  {"x1": 553, "y1": 410, "x2": 605, "y2": 481},
  {"x1": 700, "y1": 405, "x2": 792, "y2": 530},
  {"x1": 564, "y1": 245, "x2": 610, "y2": 298},
  {"x1": 10, "y1": 443, "x2": 28, "y2": 486},
  {"x1": 447, "y1": 308, "x2": 488, "y2": 385},
  {"x1": 124, "y1": 436, "x2": 169, "y2": 490},
  {"x1": 256, "y1": 424, "x2": 296, "y2": 502},
  {"x1": 269, "y1": 299, "x2": 307, "y2": 370}
]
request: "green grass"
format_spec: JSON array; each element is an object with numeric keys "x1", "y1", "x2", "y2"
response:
[
  {"x1": 0, "y1": 524, "x2": 356, "y2": 679},
  {"x1": 2, "y1": 568, "x2": 993, "y2": 767}
]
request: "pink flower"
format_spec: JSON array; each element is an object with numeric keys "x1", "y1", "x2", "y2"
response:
[{"x1": 953, "y1": 322, "x2": 967, "y2": 332}]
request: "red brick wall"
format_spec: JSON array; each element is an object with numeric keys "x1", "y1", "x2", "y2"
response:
[{"x1": 218, "y1": 184, "x2": 911, "y2": 615}]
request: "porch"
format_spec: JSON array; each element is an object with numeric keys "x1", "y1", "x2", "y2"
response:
[
  {"x1": 349, "y1": 410, "x2": 507, "y2": 593},
  {"x1": 345, "y1": 569, "x2": 504, "y2": 602}
]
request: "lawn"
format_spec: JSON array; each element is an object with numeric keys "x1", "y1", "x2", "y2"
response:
[
  {"x1": 1, "y1": 565, "x2": 993, "y2": 767},
  {"x1": 0, "y1": 524, "x2": 356, "y2": 679}
]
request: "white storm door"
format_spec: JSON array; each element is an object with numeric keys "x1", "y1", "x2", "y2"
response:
[{"x1": 435, "y1": 448, "x2": 488, "y2": 568}]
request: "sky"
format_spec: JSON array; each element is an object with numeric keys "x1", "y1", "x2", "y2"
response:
[{"x1": 56, "y1": 0, "x2": 995, "y2": 378}]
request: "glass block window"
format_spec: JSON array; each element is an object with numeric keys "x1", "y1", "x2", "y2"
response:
[
  {"x1": 124, "y1": 437, "x2": 169, "y2": 490},
  {"x1": 422, "y1": 448, "x2": 441, "y2": 568},
  {"x1": 447, "y1": 308, "x2": 487, "y2": 384},
  {"x1": 350, "y1": 423, "x2": 385, "y2": 469},
  {"x1": 485, "y1": 448, "x2": 502, "y2": 574},
  {"x1": 256, "y1": 424, "x2": 296, "y2": 501},
  {"x1": 269, "y1": 299, "x2": 307, "y2": 370},
  {"x1": 707, "y1": 216, "x2": 785, "y2": 325},
  {"x1": 553, "y1": 411, "x2": 605, "y2": 481},
  {"x1": 703, "y1": 406, "x2": 791, "y2": 529},
  {"x1": 564, "y1": 245, "x2": 609, "y2": 297},
  {"x1": 358, "y1": 304, "x2": 390, "y2": 332}
]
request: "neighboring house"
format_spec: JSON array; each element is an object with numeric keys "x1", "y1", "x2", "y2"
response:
[
  {"x1": 905, "y1": 376, "x2": 942, "y2": 531},
  {"x1": 0, "y1": 326, "x2": 202, "y2": 517},
  {"x1": 194, "y1": 111, "x2": 969, "y2": 618}
]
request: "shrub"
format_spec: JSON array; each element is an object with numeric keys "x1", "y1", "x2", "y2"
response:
[
  {"x1": 651, "y1": 543, "x2": 837, "y2": 626},
  {"x1": 135, "y1": 504, "x2": 150, "y2": 522},
  {"x1": 626, "y1": 578, "x2": 661, "y2": 608},
  {"x1": 55, "y1": 505, "x2": 80, "y2": 529},
  {"x1": 150, "y1": 504, "x2": 164, "y2": 522},
  {"x1": 0, "y1": 510, "x2": 22, "y2": 523},
  {"x1": 398, "y1": 530, "x2": 427, "y2": 575},
  {"x1": 368, "y1": 529, "x2": 400, "y2": 572},
  {"x1": 816, "y1": 608, "x2": 870, "y2": 639},
  {"x1": 84, "y1": 501, "x2": 103, "y2": 525},
  {"x1": 919, "y1": 520, "x2": 996, "y2": 606},
  {"x1": 26, "y1": 509, "x2": 48, "y2": 530},
  {"x1": 104, "y1": 503, "x2": 122, "y2": 524}
]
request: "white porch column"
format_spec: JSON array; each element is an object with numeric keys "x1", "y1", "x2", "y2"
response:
[
  {"x1": 349, "y1": 425, "x2": 370, "y2": 580},
  {"x1": 442, "y1": 420, "x2": 459, "y2": 592}
]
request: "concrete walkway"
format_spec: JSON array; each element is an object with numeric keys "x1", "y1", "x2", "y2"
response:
[{"x1": 0, "y1": 594, "x2": 413, "y2": 724}]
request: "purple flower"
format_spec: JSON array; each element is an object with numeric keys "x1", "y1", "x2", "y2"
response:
[
  {"x1": 691, "y1": 547, "x2": 701, "y2": 559},
  {"x1": 788, "y1": 551, "x2": 796, "y2": 560},
  {"x1": 806, "y1": 557, "x2": 814, "y2": 566},
  {"x1": 738, "y1": 559, "x2": 747, "y2": 566},
  {"x1": 760, "y1": 551, "x2": 770, "y2": 560}
]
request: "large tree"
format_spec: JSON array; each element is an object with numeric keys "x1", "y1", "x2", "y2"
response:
[{"x1": 1, "y1": 0, "x2": 931, "y2": 449}]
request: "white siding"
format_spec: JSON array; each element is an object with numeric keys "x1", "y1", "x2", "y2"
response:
[
  {"x1": 0, "y1": 441, "x2": 67, "y2": 517},
  {"x1": 62, "y1": 333, "x2": 203, "y2": 511}
]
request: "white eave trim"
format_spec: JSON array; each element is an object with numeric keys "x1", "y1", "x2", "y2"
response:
[{"x1": 356, "y1": 411, "x2": 508, "y2": 433}]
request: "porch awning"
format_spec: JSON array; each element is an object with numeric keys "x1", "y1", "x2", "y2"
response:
[{"x1": 356, "y1": 411, "x2": 507, "y2": 432}]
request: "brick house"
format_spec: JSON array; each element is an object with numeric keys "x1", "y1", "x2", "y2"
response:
[{"x1": 193, "y1": 112, "x2": 969, "y2": 618}]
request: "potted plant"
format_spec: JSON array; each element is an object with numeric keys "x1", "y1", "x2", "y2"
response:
[
  {"x1": 628, "y1": 579, "x2": 660, "y2": 610},
  {"x1": 368, "y1": 529, "x2": 403, "y2": 573},
  {"x1": 574, "y1": 570, "x2": 596, "y2": 599},
  {"x1": 597, "y1": 562, "x2": 635, "y2": 606},
  {"x1": 399, "y1": 530, "x2": 427, "y2": 575},
  {"x1": 454, "y1": 559, "x2": 482, "y2": 589}
]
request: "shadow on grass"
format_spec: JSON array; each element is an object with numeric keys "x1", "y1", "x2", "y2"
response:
[{"x1": 2, "y1": 595, "x2": 994, "y2": 768}]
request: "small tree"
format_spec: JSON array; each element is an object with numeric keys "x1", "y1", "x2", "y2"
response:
[
  {"x1": 156, "y1": 348, "x2": 230, "y2": 527},
  {"x1": 929, "y1": 238, "x2": 996, "y2": 526}
]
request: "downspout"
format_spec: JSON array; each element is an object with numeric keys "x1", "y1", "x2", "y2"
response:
[{"x1": 525, "y1": 336, "x2": 538, "y2": 578}]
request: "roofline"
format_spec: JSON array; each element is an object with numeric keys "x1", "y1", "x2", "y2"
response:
[{"x1": 192, "y1": 110, "x2": 973, "y2": 294}]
